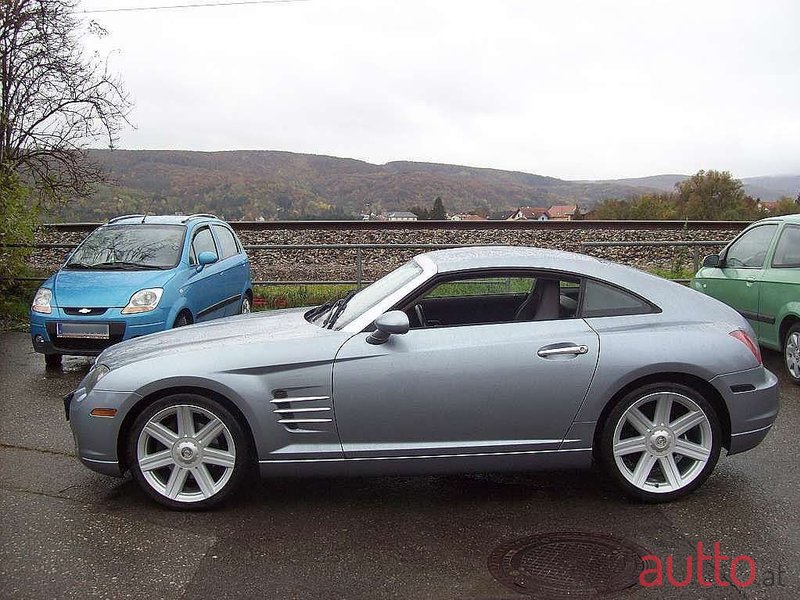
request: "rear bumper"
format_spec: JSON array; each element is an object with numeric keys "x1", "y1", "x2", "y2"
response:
[{"x1": 711, "y1": 366, "x2": 779, "y2": 455}]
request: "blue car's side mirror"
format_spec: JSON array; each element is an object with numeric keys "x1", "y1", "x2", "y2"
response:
[{"x1": 196, "y1": 251, "x2": 218, "y2": 271}]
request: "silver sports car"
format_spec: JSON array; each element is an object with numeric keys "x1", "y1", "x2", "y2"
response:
[{"x1": 65, "y1": 247, "x2": 779, "y2": 509}]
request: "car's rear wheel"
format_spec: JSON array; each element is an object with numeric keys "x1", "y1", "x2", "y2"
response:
[
  {"x1": 240, "y1": 295, "x2": 251, "y2": 314},
  {"x1": 599, "y1": 383, "x2": 721, "y2": 502},
  {"x1": 44, "y1": 353, "x2": 62, "y2": 367},
  {"x1": 783, "y1": 323, "x2": 800, "y2": 385},
  {"x1": 127, "y1": 394, "x2": 249, "y2": 510}
]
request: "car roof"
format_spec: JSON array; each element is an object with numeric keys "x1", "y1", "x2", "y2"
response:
[
  {"x1": 103, "y1": 214, "x2": 223, "y2": 226},
  {"x1": 753, "y1": 214, "x2": 800, "y2": 226}
]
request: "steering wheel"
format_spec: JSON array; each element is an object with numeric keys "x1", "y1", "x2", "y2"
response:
[{"x1": 414, "y1": 304, "x2": 428, "y2": 328}]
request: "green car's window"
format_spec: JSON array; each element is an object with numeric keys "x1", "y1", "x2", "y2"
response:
[
  {"x1": 772, "y1": 225, "x2": 800, "y2": 268},
  {"x1": 724, "y1": 224, "x2": 778, "y2": 268}
]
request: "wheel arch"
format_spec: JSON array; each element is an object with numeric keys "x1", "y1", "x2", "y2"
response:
[
  {"x1": 592, "y1": 372, "x2": 732, "y2": 459},
  {"x1": 779, "y1": 313, "x2": 800, "y2": 347},
  {"x1": 117, "y1": 385, "x2": 258, "y2": 473}
]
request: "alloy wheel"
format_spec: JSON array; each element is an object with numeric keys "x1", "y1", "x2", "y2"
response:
[
  {"x1": 612, "y1": 391, "x2": 713, "y2": 494},
  {"x1": 785, "y1": 330, "x2": 800, "y2": 380},
  {"x1": 136, "y1": 404, "x2": 237, "y2": 503}
]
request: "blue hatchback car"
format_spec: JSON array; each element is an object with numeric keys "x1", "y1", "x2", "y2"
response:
[{"x1": 30, "y1": 214, "x2": 253, "y2": 366}]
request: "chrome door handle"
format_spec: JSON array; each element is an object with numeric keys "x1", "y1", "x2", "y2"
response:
[{"x1": 537, "y1": 345, "x2": 589, "y2": 357}]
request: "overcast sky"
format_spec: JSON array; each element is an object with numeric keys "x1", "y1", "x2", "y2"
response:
[{"x1": 77, "y1": 0, "x2": 800, "y2": 180}]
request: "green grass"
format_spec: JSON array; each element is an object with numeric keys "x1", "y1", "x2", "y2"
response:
[{"x1": 253, "y1": 284, "x2": 354, "y2": 310}]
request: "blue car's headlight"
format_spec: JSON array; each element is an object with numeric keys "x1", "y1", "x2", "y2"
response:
[
  {"x1": 121, "y1": 288, "x2": 163, "y2": 314},
  {"x1": 32, "y1": 288, "x2": 53, "y2": 314},
  {"x1": 84, "y1": 364, "x2": 110, "y2": 394}
]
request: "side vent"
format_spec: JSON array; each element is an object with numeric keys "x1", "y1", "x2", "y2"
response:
[{"x1": 271, "y1": 391, "x2": 334, "y2": 433}]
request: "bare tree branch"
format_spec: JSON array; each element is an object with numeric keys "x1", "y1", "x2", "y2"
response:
[{"x1": 0, "y1": 0, "x2": 131, "y2": 205}]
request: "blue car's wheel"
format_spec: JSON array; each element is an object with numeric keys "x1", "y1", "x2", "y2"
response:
[
  {"x1": 127, "y1": 394, "x2": 249, "y2": 510},
  {"x1": 240, "y1": 296, "x2": 251, "y2": 314}
]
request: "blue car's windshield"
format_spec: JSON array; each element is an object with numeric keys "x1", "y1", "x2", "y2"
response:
[{"x1": 65, "y1": 225, "x2": 186, "y2": 270}]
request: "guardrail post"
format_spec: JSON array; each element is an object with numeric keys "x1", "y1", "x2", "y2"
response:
[
  {"x1": 356, "y1": 247, "x2": 363, "y2": 289},
  {"x1": 693, "y1": 247, "x2": 699, "y2": 273}
]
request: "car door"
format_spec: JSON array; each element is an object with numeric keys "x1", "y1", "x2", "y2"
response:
[
  {"x1": 211, "y1": 224, "x2": 248, "y2": 315},
  {"x1": 758, "y1": 223, "x2": 800, "y2": 349},
  {"x1": 185, "y1": 225, "x2": 229, "y2": 322},
  {"x1": 331, "y1": 272, "x2": 600, "y2": 458},
  {"x1": 696, "y1": 223, "x2": 778, "y2": 335}
]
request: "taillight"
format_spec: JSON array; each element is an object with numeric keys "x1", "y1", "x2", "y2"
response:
[{"x1": 730, "y1": 330, "x2": 762, "y2": 365}]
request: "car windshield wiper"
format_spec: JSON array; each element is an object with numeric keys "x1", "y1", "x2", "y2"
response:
[
  {"x1": 323, "y1": 289, "x2": 358, "y2": 329},
  {"x1": 88, "y1": 261, "x2": 164, "y2": 270},
  {"x1": 307, "y1": 298, "x2": 337, "y2": 321},
  {"x1": 64, "y1": 262, "x2": 95, "y2": 269}
]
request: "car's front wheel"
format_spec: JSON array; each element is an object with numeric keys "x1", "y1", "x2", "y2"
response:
[
  {"x1": 783, "y1": 323, "x2": 800, "y2": 385},
  {"x1": 127, "y1": 394, "x2": 249, "y2": 510},
  {"x1": 44, "y1": 353, "x2": 62, "y2": 367},
  {"x1": 599, "y1": 383, "x2": 721, "y2": 502},
  {"x1": 240, "y1": 295, "x2": 251, "y2": 314}
]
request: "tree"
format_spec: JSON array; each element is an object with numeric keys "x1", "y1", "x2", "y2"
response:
[
  {"x1": 674, "y1": 170, "x2": 757, "y2": 220},
  {"x1": 770, "y1": 197, "x2": 799, "y2": 216},
  {"x1": 410, "y1": 205, "x2": 430, "y2": 220},
  {"x1": 430, "y1": 196, "x2": 447, "y2": 220},
  {"x1": 0, "y1": 0, "x2": 131, "y2": 203}
]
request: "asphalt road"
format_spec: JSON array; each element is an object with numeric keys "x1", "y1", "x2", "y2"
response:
[{"x1": 0, "y1": 330, "x2": 798, "y2": 600}]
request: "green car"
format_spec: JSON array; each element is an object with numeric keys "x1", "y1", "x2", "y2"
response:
[{"x1": 691, "y1": 214, "x2": 800, "y2": 384}]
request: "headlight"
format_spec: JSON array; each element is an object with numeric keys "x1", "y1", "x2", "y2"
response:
[
  {"x1": 84, "y1": 364, "x2": 110, "y2": 394},
  {"x1": 121, "y1": 288, "x2": 163, "y2": 314},
  {"x1": 32, "y1": 288, "x2": 53, "y2": 314}
]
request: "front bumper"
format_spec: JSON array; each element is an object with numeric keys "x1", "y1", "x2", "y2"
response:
[
  {"x1": 711, "y1": 366, "x2": 779, "y2": 455},
  {"x1": 31, "y1": 307, "x2": 169, "y2": 356},
  {"x1": 66, "y1": 386, "x2": 143, "y2": 477}
]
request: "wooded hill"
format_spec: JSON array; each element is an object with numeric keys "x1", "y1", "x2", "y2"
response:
[{"x1": 55, "y1": 149, "x2": 797, "y2": 221}]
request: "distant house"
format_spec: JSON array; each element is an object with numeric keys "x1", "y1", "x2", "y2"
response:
[
  {"x1": 547, "y1": 204, "x2": 579, "y2": 221},
  {"x1": 385, "y1": 211, "x2": 418, "y2": 221},
  {"x1": 450, "y1": 213, "x2": 488, "y2": 221},
  {"x1": 507, "y1": 207, "x2": 550, "y2": 221},
  {"x1": 758, "y1": 200, "x2": 780, "y2": 213}
]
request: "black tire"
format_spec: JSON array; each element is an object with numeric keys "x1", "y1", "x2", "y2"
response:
[
  {"x1": 127, "y1": 394, "x2": 249, "y2": 510},
  {"x1": 44, "y1": 353, "x2": 62, "y2": 367},
  {"x1": 173, "y1": 312, "x2": 191, "y2": 328},
  {"x1": 240, "y1": 294, "x2": 251, "y2": 314},
  {"x1": 599, "y1": 382, "x2": 722, "y2": 503},
  {"x1": 783, "y1": 323, "x2": 800, "y2": 385}
]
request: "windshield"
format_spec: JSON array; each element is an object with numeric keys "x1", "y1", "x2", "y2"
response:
[
  {"x1": 311, "y1": 260, "x2": 424, "y2": 330},
  {"x1": 65, "y1": 224, "x2": 186, "y2": 270}
]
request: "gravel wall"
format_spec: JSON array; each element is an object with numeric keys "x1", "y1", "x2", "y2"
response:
[{"x1": 31, "y1": 222, "x2": 746, "y2": 283}]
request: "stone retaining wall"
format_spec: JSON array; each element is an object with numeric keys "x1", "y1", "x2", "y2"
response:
[{"x1": 31, "y1": 222, "x2": 746, "y2": 282}]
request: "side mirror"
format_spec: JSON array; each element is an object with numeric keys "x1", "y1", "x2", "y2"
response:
[
  {"x1": 367, "y1": 311, "x2": 410, "y2": 345},
  {"x1": 196, "y1": 251, "x2": 218, "y2": 271},
  {"x1": 702, "y1": 254, "x2": 721, "y2": 268}
]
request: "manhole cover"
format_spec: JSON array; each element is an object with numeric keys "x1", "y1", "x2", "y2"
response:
[{"x1": 487, "y1": 532, "x2": 648, "y2": 598}]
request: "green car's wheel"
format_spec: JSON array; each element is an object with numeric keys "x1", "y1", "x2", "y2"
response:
[{"x1": 784, "y1": 323, "x2": 800, "y2": 385}]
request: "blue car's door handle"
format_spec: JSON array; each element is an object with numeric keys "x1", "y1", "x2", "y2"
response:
[{"x1": 537, "y1": 344, "x2": 589, "y2": 358}]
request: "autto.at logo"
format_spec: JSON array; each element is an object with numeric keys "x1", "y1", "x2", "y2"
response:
[{"x1": 640, "y1": 542, "x2": 784, "y2": 589}]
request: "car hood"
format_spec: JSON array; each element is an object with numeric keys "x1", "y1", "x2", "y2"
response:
[
  {"x1": 53, "y1": 269, "x2": 175, "y2": 308},
  {"x1": 97, "y1": 308, "x2": 346, "y2": 370}
]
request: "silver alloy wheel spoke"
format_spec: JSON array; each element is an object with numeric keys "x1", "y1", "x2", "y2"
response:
[
  {"x1": 786, "y1": 333, "x2": 800, "y2": 378},
  {"x1": 176, "y1": 405, "x2": 195, "y2": 437},
  {"x1": 196, "y1": 419, "x2": 225, "y2": 447},
  {"x1": 137, "y1": 404, "x2": 237, "y2": 503},
  {"x1": 625, "y1": 407, "x2": 653, "y2": 435},
  {"x1": 613, "y1": 436, "x2": 647, "y2": 456},
  {"x1": 144, "y1": 421, "x2": 179, "y2": 447},
  {"x1": 165, "y1": 466, "x2": 189, "y2": 499},
  {"x1": 202, "y1": 447, "x2": 236, "y2": 467},
  {"x1": 139, "y1": 449, "x2": 175, "y2": 472},
  {"x1": 191, "y1": 465, "x2": 216, "y2": 498},
  {"x1": 674, "y1": 438, "x2": 711, "y2": 461},
  {"x1": 613, "y1": 391, "x2": 713, "y2": 494}
]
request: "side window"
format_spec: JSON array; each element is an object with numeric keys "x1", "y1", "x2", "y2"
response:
[
  {"x1": 406, "y1": 272, "x2": 580, "y2": 328},
  {"x1": 189, "y1": 227, "x2": 218, "y2": 265},
  {"x1": 724, "y1": 224, "x2": 778, "y2": 268},
  {"x1": 772, "y1": 225, "x2": 800, "y2": 268},
  {"x1": 211, "y1": 225, "x2": 239, "y2": 260},
  {"x1": 581, "y1": 280, "x2": 655, "y2": 318}
]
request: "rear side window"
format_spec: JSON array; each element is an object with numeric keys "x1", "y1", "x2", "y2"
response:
[
  {"x1": 724, "y1": 224, "x2": 778, "y2": 268},
  {"x1": 581, "y1": 280, "x2": 655, "y2": 318},
  {"x1": 772, "y1": 225, "x2": 800, "y2": 268},
  {"x1": 212, "y1": 225, "x2": 239, "y2": 259},
  {"x1": 189, "y1": 227, "x2": 218, "y2": 264}
]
